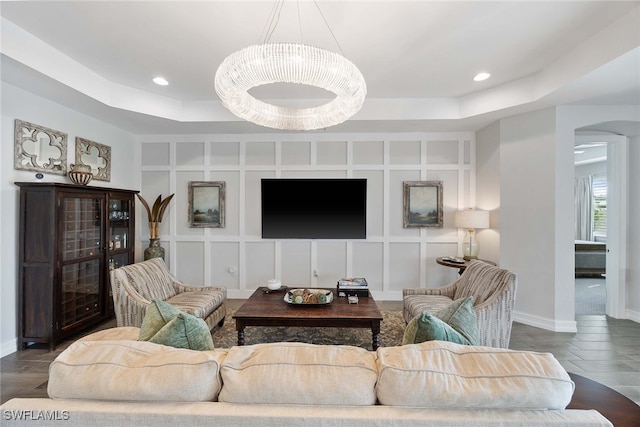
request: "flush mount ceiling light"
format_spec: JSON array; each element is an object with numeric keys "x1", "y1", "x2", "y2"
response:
[
  {"x1": 473, "y1": 72, "x2": 491, "y2": 82},
  {"x1": 152, "y1": 76, "x2": 169, "y2": 86},
  {"x1": 214, "y1": 1, "x2": 366, "y2": 131}
]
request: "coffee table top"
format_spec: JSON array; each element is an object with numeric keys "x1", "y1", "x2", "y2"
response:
[
  {"x1": 568, "y1": 373, "x2": 640, "y2": 427},
  {"x1": 234, "y1": 287, "x2": 383, "y2": 321}
]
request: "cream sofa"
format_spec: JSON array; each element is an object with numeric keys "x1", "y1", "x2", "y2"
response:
[{"x1": 0, "y1": 327, "x2": 611, "y2": 426}]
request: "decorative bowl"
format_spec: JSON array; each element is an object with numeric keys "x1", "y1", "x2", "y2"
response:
[
  {"x1": 68, "y1": 164, "x2": 93, "y2": 186},
  {"x1": 285, "y1": 289, "x2": 333, "y2": 305},
  {"x1": 266, "y1": 279, "x2": 282, "y2": 291}
]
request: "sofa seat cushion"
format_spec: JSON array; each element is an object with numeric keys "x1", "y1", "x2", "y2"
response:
[
  {"x1": 48, "y1": 340, "x2": 227, "y2": 402},
  {"x1": 219, "y1": 342, "x2": 378, "y2": 406},
  {"x1": 166, "y1": 289, "x2": 225, "y2": 320},
  {"x1": 403, "y1": 294, "x2": 453, "y2": 323},
  {"x1": 376, "y1": 341, "x2": 574, "y2": 410}
]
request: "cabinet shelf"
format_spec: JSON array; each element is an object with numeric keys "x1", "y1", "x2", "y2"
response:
[{"x1": 109, "y1": 248, "x2": 129, "y2": 256}]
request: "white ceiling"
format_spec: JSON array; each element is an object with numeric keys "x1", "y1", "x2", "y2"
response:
[{"x1": 1, "y1": 1, "x2": 639, "y2": 134}]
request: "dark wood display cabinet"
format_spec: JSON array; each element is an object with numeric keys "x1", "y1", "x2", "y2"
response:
[{"x1": 16, "y1": 182, "x2": 138, "y2": 350}]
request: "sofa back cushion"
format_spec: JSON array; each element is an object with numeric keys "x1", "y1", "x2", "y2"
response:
[
  {"x1": 376, "y1": 341, "x2": 574, "y2": 409},
  {"x1": 219, "y1": 342, "x2": 378, "y2": 406},
  {"x1": 454, "y1": 261, "x2": 516, "y2": 305},
  {"x1": 48, "y1": 340, "x2": 227, "y2": 402}
]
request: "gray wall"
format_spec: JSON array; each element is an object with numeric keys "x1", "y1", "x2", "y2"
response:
[{"x1": 1, "y1": 82, "x2": 138, "y2": 356}]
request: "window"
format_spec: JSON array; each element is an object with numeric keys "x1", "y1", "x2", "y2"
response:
[{"x1": 592, "y1": 173, "x2": 607, "y2": 240}]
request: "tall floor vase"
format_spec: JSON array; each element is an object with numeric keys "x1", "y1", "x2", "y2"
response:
[{"x1": 144, "y1": 238, "x2": 165, "y2": 260}]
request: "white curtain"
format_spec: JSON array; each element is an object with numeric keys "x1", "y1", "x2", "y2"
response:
[{"x1": 574, "y1": 175, "x2": 593, "y2": 241}]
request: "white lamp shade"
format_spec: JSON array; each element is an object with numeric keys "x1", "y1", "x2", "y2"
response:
[{"x1": 454, "y1": 210, "x2": 490, "y2": 229}]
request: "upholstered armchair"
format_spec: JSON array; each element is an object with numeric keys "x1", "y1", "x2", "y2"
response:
[
  {"x1": 110, "y1": 258, "x2": 227, "y2": 331},
  {"x1": 403, "y1": 261, "x2": 517, "y2": 348}
]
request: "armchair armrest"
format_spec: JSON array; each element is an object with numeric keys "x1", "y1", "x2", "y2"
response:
[
  {"x1": 172, "y1": 279, "x2": 227, "y2": 296},
  {"x1": 402, "y1": 281, "x2": 458, "y2": 299},
  {"x1": 110, "y1": 269, "x2": 153, "y2": 327},
  {"x1": 122, "y1": 287, "x2": 152, "y2": 308}
]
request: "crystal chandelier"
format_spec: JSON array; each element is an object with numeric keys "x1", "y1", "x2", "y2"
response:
[{"x1": 214, "y1": 2, "x2": 366, "y2": 131}]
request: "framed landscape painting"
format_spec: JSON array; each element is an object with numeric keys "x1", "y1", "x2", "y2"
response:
[
  {"x1": 403, "y1": 181, "x2": 443, "y2": 228},
  {"x1": 188, "y1": 181, "x2": 225, "y2": 228}
]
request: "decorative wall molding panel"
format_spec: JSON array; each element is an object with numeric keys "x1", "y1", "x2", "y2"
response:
[{"x1": 138, "y1": 133, "x2": 476, "y2": 300}]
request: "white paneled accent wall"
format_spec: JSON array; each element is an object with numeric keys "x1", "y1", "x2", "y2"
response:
[{"x1": 138, "y1": 133, "x2": 475, "y2": 300}]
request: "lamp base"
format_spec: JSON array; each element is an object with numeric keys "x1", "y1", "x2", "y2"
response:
[{"x1": 461, "y1": 229, "x2": 480, "y2": 260}]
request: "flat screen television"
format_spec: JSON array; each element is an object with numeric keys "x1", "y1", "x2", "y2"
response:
[{"x1": 261, "y1": 178, "x2": 367, "y2": 239}]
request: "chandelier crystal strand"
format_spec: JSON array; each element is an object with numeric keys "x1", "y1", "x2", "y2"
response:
[{"x1": 215, "y1": 43, "x2": 366, "y2": 131}]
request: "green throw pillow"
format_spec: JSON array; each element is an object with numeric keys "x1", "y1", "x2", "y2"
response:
[
  {"x1": 402, "y1": 296, "x2": 479, "y2": 346},
  {"x1": 139, "y1": 300, "x2": 214, "y2": 351},
  {"x1": 138, "y1": 299, "x2": 182, "y2": 341},
  {"x1": 148, "y1": 313, "x2": 214, "y2": 351}
]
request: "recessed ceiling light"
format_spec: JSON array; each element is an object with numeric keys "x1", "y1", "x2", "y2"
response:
[
  {"x1": 152, "y1": 76, "x2": 169, "y2": 86},
  {"x1": 473, "y1": 72, "x2": 491, "y2": 82}
]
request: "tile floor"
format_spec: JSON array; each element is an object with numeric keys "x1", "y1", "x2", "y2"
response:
[
  {"x1": 1, "y1": 300, "x2": 639, "y2": 406},
  {"x1": 510, "y1": 315, "x2": 640, "y2": 405}
]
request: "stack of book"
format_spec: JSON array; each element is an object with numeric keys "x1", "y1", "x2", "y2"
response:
[{"x1": 337, "y1": 277, "x2": 369, "y2": 297}]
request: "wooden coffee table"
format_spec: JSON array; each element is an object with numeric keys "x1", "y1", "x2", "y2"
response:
[
  {"x1": 233, "y1": 287, "x2": 383, "y2": 350},
  {"x1": 567, "y1": 373, "x2": 640, "y2": 427}
]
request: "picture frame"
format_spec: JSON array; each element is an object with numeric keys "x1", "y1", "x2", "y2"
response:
[
  {"x1": 403, "y1": 181, "x2": 443, "y2": 228},
  {"x1": 188, "y1": 181, "x2": 225, "y2": 228}
]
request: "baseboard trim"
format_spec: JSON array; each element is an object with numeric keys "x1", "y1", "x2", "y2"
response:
[
  {"x1": 1, "y1": 338, "x2": 17, "y2": 358},
  {"x1": 513, "y1": 310, "x2": 578, "y2": 333},
  {"x1": 626, "y1": 309, "x2": 640, "y2": 323}
]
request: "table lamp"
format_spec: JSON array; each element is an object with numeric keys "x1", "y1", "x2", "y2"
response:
[{"x1": 454, "y1": 209, "x2": 490, "y2": 260}]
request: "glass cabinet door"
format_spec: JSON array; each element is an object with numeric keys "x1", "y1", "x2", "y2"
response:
[
  {"x1": 108, "y1": 197, "x2": 131, "y2": 255},
  {"x1": 61, "y1": 196, "x2": 103, "y2": 330},
  {"x1": 107, "y1": 198, "x2": 132, "y2": 270},
  {"x1": 107, "y1": 195, "x2": 134, "y2": 315},
  {"x1": 61, "y1": 260, "x2": 101, "y2": 328}
]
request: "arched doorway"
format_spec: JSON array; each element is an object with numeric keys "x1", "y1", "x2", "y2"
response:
[{"x1": 575, "y1": 120, "x2": 638, "y2": 318}]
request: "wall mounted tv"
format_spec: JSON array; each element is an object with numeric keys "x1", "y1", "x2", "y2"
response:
[{"x1": 261, "y1": 178, "x2": 367, "y2": 239}]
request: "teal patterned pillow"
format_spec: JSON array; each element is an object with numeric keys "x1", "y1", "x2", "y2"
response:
[
  {"x1": 435, "y1": 296, "x2": 479, "y2": 345},
  {"x1": 402, "y1": 296, "x2": 479, "y2": 346},
  {"x1": 139, "y1": 299, "x2": 214, "y2": 351}
]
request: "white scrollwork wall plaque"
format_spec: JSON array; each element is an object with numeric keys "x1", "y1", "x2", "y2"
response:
[
  {"x1": 14, "y1": 119, "x2": 68, "y2": 175},
  {"x1": 75, "y1": 137, "x2": 111, "y2": 181}
]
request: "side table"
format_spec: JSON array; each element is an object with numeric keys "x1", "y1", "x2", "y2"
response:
[{"x1": 436, "y1": 257, "x2": 497, "y2": 275}]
